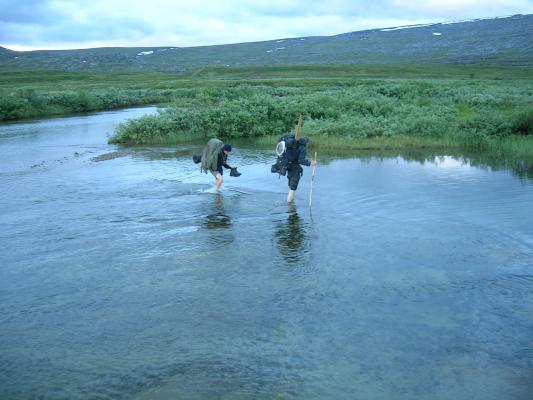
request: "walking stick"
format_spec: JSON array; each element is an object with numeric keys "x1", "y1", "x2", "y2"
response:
[
  {"x1": 295, "y1": 114, "x2": 303, "y2": 139},
  {"x1": 309, "y1": 151, "x2": 317, "y2": 207}
]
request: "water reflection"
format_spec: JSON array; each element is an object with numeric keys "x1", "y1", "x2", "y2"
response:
[
  {"x1": 275, "y1": 204, "x2": 310, "y2": 263},
  {"x1": 202, "y1": 193, "x2": 233, "y2": 245},
  {"x1": 317, "y1": 148, "x2": 533, "y2": 181}
]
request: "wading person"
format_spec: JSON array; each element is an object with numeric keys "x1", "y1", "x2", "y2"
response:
[
  {"x1": 271, "y1": 135, "x2": 317, "y2": 203},
  {"x1": 193, "y1": 138, "x2": 241, "y2": 190}
]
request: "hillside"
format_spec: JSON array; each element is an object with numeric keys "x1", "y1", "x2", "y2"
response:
[{"x1": 0, "y1": 14, "x2": 532, "y2": 72}]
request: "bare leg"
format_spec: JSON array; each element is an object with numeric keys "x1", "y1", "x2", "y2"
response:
[
  {"x1": 287, "y1": 189, "x2": 295, "y2": 203},
  {"x1": 215, "y1": 172, "x2": 224, "y2": 190}
]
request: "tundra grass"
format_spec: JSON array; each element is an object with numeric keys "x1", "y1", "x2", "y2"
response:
[{"x1": 2, "y1": 67, "x2": 532, "y2": 162}]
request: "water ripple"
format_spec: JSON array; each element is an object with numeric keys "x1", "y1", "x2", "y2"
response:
[{"x1": 2, "y1": 109, "x2": 533, "y2": 400}]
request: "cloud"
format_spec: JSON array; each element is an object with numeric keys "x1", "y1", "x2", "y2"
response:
[
  {"x1": 1, "y1": 0, "x2": 532, "y2": 50},
  {"x1": 389, "y1": 0, "x2": 533, "y2": 18},
  {"x1": 0, "y1": 0, "x2": 61, "y2": 24}
]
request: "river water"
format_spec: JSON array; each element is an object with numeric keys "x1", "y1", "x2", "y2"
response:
[{"x1": 1, "y1": 107, "x2": 532, "y2": 400}]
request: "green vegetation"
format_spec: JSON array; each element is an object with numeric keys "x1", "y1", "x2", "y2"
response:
[
  {"x1": 180, "y1": 64, "x2": 533, "y2": 80},
  {"x1": 0, "y1": 70, "x2": 183, "y2": 121},
  {"x1": 106, "y1": 65, "x2": 533, "y2": 158},
  {"x1": 1, "y1": 66, "x2": 532, "y2": 159}
]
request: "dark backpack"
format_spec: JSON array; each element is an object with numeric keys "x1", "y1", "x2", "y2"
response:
[{"x1": 271, "y1": 134, "x2": 301, "y2": 176}]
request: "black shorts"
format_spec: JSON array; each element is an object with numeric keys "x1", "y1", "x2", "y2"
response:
[{"x1": 287, "y1": 166, "x2": 303, "y2": 190}]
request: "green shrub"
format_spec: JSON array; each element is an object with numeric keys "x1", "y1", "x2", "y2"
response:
[
  {"x1": 0, "y1": 96, "x2": 33, "y2": 120},
  {"x1": 511, "y1": 108, "x2": 533, "y2": 136},
  {"x1": 0, "y1": 85, "x2": 175, "y2": 122},
  {"x1": 109, "y1": 79, "x2": 533, "y2": 147}
]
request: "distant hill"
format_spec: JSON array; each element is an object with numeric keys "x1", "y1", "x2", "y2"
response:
[{"x1": 1, "y1": 14, "x2": 532, "y2": 72}]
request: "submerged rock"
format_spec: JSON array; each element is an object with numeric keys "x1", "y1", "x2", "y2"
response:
[{"x1": 90, "y1": 151, "x2": 129, "y2": 162}]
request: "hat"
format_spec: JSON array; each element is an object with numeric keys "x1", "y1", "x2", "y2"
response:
[{"x1": 222, "y1": 144, "x2": 232, "y2": 152}]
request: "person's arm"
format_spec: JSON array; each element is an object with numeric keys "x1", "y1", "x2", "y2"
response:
[
  {"x1": 221, "y1": 152, "x2": 235, "y2": 169},
  {"x1": 298, "y1": 145, "x2": 317, "y2": 167}
]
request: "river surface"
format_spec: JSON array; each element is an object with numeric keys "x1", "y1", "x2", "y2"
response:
[{"x1": 1, "y1": 107, "x2": 532, "y2": 400}]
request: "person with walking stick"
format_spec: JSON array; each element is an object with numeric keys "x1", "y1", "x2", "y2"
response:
[{"x1": 271, "y1": 116, "x2": 317, "y2": 203}]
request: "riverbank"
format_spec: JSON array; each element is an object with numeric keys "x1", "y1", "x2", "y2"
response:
[
  {"x1": 0, "y1": 70, "x2": 180, "y2": 121},
  {"x1": 254, "y1": 133, "x2": 533, "y2": 159},
  {"x1": 107, "y1": 72, "x2": 533, "y2": 158},
  {"x1": 2, "y1": 67, "x2": 532, "y2": 159}
]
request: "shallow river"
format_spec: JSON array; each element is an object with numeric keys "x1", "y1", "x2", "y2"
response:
[{"x1": 1, "y1": 107, "x2": 532, "y2": 400}]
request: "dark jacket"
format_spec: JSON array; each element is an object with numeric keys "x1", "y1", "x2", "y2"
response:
[{"x1": 217, "y1": 150, "x2": 232, "y2": 172}]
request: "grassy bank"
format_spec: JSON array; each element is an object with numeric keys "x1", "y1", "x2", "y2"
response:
[
  {"x1": 252, "y1": 134, "x2": 466, "y2": 150},
  {"x1": 272, "y1": 133, "x2": 533, "y2": 158},
  {"x1": 107, "y1": 67, "x2": 533, "y2": 158},
  {"x1": 0, "y1": 70, "x2": 184, "y2": 121},
  {"x1": 2, "y1": 66, "x2": 532, "y2": 160}
]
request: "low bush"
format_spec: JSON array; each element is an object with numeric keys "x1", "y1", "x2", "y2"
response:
[
  {"x1": 511, "y1": 108, "x2": 533, "y2": 136},
  {"x1": 111, "y1": 79, "x2": 533, "y2": 148},
  {"x1": 0, "y1": 87, "x2": 175, "y2": 121}
]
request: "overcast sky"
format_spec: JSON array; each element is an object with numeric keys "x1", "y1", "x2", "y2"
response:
[{"x1": 1, "y1": 0, "x2": 532, "y2": 50}]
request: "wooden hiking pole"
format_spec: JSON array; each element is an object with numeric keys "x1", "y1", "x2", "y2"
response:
[
  {"x1": 295, "y1": 114, "x2": 303, "y2": 139},
  {"x1": 309, "y1": 151, "x2": 317, "y2": 207}
]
